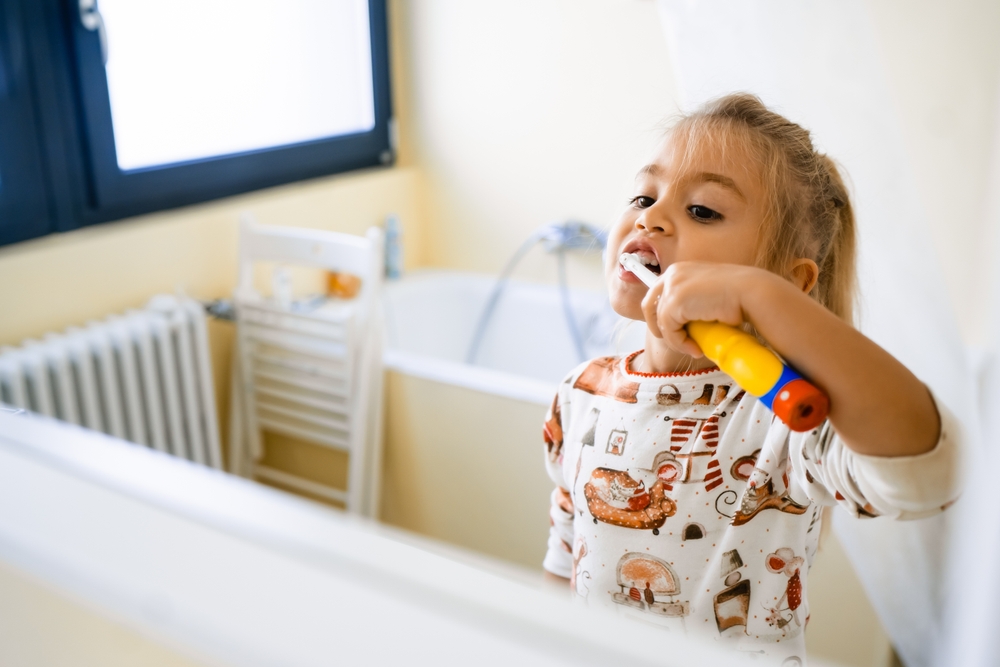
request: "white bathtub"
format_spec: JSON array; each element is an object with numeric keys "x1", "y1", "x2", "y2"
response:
[
  {"x1": 378, "y1": 270, "x2": 641, "y2": 569},
  {"x1": 383, "y1": 270, "x2": 643, "y2": 405}
]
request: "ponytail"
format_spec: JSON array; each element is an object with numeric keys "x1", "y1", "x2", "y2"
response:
[{"x1": 812, "y1": 155, "x2": 856, "y2": 324}]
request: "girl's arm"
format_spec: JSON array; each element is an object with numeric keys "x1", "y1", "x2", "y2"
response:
[{"x1": 644, "y1": 262, "x2": 940, "y2": 458}]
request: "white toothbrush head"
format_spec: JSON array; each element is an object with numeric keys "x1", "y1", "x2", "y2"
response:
[{"x1": 619, "y1": 253, "x2": 658, "y2": 288}]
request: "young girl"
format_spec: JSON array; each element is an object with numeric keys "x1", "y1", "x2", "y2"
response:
[{"x1": 541, "y1": 94, "x2": 962, "y2": 663}]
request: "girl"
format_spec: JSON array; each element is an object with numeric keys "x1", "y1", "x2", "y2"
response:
[{"x1": 541, "y1": 94, "x2": 962, "y2": 663}]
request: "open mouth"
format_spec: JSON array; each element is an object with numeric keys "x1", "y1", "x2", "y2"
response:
[{"x1": 627, "y1": 249, "x2": 661, "y2": 275}]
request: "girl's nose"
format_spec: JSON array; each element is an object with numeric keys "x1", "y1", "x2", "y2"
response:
[{"x1": 635, "y1": 212, "x2": 671, "y2": 234}]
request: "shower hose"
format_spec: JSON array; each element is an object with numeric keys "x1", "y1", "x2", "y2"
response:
[{"x1": 465, "y1": 221, "x2": 608, "y2": 367}]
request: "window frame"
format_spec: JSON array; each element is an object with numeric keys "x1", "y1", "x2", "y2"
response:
[
  {"x1": 0, "y1": 0, "x2": 55, "y2": 244},
  {"x1": 0, "y1": 0, "x2": 394, "y2": 246}
]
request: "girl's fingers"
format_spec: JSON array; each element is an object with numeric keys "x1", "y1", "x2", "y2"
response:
[
  {"x1": 661, "y1": 316, "x2": 701, "y2": 358},
  {"x1": 646, "y1": 284, "x2": 706, "y2": 358},
  {"x1": 641, "y1": 283, "x2": 664, "y2": 338},
  {"x1": 653, "y1": 268, "x2": 691, "y2": 353},
  {"x1": 642, "y1": 288, "x2": 695, "y2": 355},
  {"x1": 678, "y1": 333, "x2": 705, "y2": 359}
]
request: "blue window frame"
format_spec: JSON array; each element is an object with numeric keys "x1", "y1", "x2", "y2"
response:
[
  {"x1": 0, "y1": 1, "x2": 54, "y2": 244},
  {"x1": 0, "y1": 0, "x2": 394, "y2": 247}
]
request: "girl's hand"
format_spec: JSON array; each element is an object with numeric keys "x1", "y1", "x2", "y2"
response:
[
  {"x1": 640, "y1": 262, "x2": 755, "y2": 358},
  {"x1": 635, "y1": 258, "x2": 941, "y2": 458}
]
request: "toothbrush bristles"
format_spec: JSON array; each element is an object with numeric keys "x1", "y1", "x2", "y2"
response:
[{"x1": 619, "y1": 253, "x2": 657, "y2": 287}]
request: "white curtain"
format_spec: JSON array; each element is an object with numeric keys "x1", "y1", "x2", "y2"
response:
[
  {"x1": 656, "y1": 2, "x2": 979, "y2": 665},
  {"x1": 949, "y1": 72, "x2": 1000, "y2": 667}
]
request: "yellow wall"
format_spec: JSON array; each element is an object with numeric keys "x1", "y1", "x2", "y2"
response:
[
  {"x1": 0, "y1": 166, "x2": 425, "y2": 345},
  {"x1": 400, "y1": 0, "x2": 678, "y2": 292}
]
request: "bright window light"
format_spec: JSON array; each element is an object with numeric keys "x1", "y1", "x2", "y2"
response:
[{"x1": 100, "y1": 0, "x2": 375, "y2": 171}]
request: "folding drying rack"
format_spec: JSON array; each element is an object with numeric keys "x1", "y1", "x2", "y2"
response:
[{"x1": 231, "y1": 216, "x2": 384, "y2": 517}]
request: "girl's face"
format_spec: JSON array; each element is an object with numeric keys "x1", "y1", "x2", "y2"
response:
[{"x1": 606, "y1": 130, "x2": 769, "y2": 321}]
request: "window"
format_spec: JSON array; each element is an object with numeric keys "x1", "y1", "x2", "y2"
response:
[{"x1": 0, "y1": 0, "x2": 393, "y2": 247}]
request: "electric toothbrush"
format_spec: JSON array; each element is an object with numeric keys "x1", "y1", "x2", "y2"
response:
[{"x1": 619, "y1": 253, "x2": 829, "y2": 432}]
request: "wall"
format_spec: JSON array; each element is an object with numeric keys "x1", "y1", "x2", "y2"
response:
[
  {"x1": 0, "y1": 166, "x2": 424, "y2": 343},
  {"x1": 399, "y1": 0, "x2": 678, "y2": 293}
]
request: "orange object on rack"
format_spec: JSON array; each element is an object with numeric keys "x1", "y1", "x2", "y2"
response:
[{"x1": 326, "y1": 271, "x2": 362, "y2": 299}]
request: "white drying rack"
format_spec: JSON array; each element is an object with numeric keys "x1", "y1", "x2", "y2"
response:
[{"x1": 231, "y1": 217, "x2": 384, "y2": 517}]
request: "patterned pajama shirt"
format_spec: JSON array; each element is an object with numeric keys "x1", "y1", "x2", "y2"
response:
[{"x1": 542, "y1": 352, "x2": 962, "y2": 664}]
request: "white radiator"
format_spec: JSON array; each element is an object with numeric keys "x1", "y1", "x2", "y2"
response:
[{"x1": 0, "y1": 296, "x2": 222, "y2": 469}]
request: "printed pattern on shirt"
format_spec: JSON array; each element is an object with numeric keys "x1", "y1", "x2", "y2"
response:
[{"x1": 541, "y1": 352, "x2": 957, "y2": 663}]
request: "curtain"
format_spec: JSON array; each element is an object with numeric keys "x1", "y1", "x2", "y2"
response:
[
  {"x1": 949, "y1": 74, "x2": 1000, "y2": 667},
  {"x1": 656, "y1": 2, "x2": 978, "y2": 665}
]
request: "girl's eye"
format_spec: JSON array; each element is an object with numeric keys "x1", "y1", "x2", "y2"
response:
[
  {"x1": 688, "y1": 204, "x2": 722, "y2": 222},
  {"x1": 629, "y1": 196, "x2": 655, "y2": 209}
]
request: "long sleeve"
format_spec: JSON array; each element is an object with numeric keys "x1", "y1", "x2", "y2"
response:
[
  {"x1": 790, "y1": 391, "x2": 964, "y2": 520},
  {"x1": 542, "y1": 392, "x2": 575, "y2": 578}
]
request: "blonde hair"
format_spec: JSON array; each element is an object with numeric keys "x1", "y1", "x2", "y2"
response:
[{"x1": 673, "y1": 93, "x2": 857, "y2": 324}]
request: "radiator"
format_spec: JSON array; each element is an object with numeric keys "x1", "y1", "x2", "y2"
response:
[{"x1": 0, "y1": 296, "x2": 222, "y2": 469}]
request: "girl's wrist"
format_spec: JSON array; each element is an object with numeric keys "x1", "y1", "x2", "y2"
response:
[{"x1": 736, "y1": 266, "x2": 796, "y2": 327}]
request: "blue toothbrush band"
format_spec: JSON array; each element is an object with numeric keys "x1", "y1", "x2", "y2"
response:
[{"x1": 759, "y1": 364, "x2": 804, "y2": 410}]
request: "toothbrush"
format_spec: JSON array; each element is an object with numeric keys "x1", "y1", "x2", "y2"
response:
[{"x1": 619, "y1": 253, "x2": 829, "y2": 432}]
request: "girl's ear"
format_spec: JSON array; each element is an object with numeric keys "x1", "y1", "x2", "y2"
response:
[{"x1": 789, "y1": 258, "x2": 819, "y2": 294}]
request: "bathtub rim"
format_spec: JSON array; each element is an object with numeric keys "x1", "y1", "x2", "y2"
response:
[
  {"x1": 0, "y1": 411, "x2": 737, "y2": 667},
  {"x1": 383, "y1": 349, "x2": 555, "y2": 407}
]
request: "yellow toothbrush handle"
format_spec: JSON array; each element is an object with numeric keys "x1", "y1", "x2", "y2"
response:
[
  {"x1": 686, "y1": 322, "x2": 783, "y2": 396},
  {"x1": 617, "y1": 253, "x2": 828, "y2": 431},
  {"x1": 686, "y1": 321, "x2": 829, "y2": 432}
]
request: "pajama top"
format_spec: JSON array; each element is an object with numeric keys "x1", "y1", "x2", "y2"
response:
[{"x1": 542, "y1": 351, "x2": 962, "y2": 664}]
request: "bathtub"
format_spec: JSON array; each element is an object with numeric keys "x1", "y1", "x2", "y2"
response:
[
  {"x1": 379, "y1": 270, "x2": 642, "y2": 568},
  {"x1": 383, "y1": 270, "x2": 644, "y2": 405}
]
